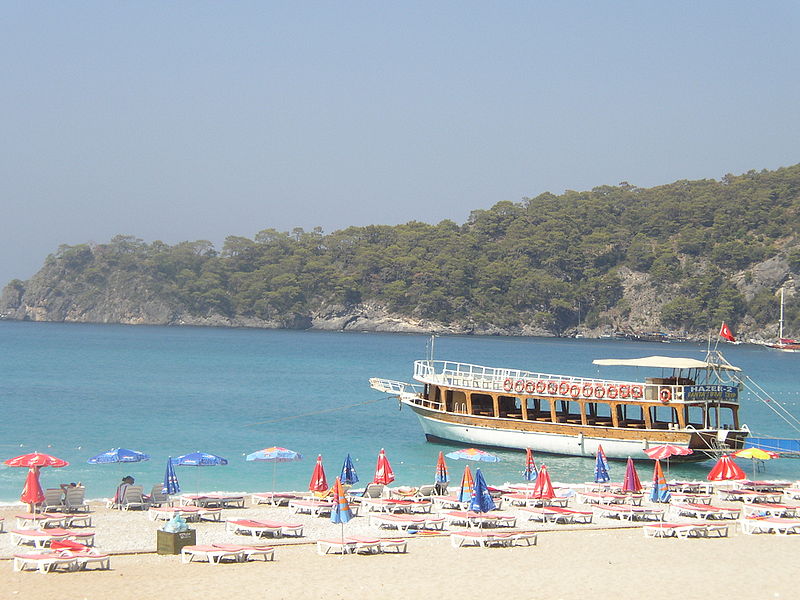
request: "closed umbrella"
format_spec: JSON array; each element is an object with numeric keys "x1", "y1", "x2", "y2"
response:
[
  {"x1": 457, "y1": 464, "x2": 474, "y2": 503},
  {"x1": 162, "y1": 456, "x2": 181, "y2": 495},
  {"x1": 468, "y1": 468, "x2": 496, "y2": 513},
  {"x1": 373, "y1": 448, "x2": 395, "y2": 485},
  {"x1": 340, "y1": 454, "x2": 359, "y2": 486},
  {"x1": 649, "y1": 460, "x2": 671, "y2": 503},
  {"x1": 594, "y1": 445, "x2": 610, "y2": 484},
  {"x1": 531, "y1": 464, "x2": 556, "y2": 500},
  {"x1": 309, "y1": 455, "x2": 328, "y2": 493},
  {"x1": 21, "y1": 467, "x2": 45, "y2": 509},
  {"x1": 435, "y1": 451, "x2": 449, "y2": 493},
  {"x1": 523, "y1": 448, "x2": 538, "y2": 482},
  {"x1": 622, "y1": 457, "x2": 642, "y2": 493}
]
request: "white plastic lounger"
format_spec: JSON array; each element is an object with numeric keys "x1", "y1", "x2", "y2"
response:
[
  {"x1": 251, "y1": 492, "x2": 298, "y2": 506},
  {"x1": 368, "y1": 513, "x2": 445, "y2": 531},
  {"x1": 317, "y1": 537, "x2": 381, "y2": 556},
  {"x1": 592, "y1": 504, "x2": 664, "y2": 522},
  {"x1": 212, "y1": 544, "x2": 275, "y2": 561},
  {"x1": 740, "y1": 517, "x2": 800, "y2": 535},
  {"x1": 523, "y1": 507, "x2": 593, "y2": 524},
  {"x1": 11, "y1": 528, "x2": 95, "y2": 549},
  {"x1": 225, "y1": 519, "x2": 304, "y2": 538},
  {"x1": 289, "y1": 499, "x2": 334, "y2": 516},
  {"x1": 15, "y1": 513, "x2": 68, "y2": 529},
  {"x1": 181, "y1": 545, "x2": 245, "y2": 564},
  {"x1": 450, "y1": 530, "x2": 536, "y2": 548},
  {"x1": 643, "y1": 522, "x2": 728, "y2": 538},
  {"x1": 13, "y1": 553, "x2": 77, "y2": 573}
]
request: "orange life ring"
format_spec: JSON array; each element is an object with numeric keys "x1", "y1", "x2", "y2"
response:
[
  {"x1": 631, "y1": 385, "x2": 644, "y2": 399},
  {"x1": 606, "y1": 385, "x2": 618, "y2": 399},
  {"x1": 536, "y1": 381, "x2": 546, "y2": 394},
  {"x1": 559, "y1": 382, "x2": 570, "y2": 396},
  {"x1": 514, "y1": 379, "x2": 525, "y2": 393},
  {"x1": 503, "y1": 378, "x2": 514, "y2": 392},
  {"x1": 594, "y1": 386, "x2": 606, "y2": 399},
  {"x1": 570, "y1": 384, "x2": 581, "y2": 398},
  {"x1": 547, "y1": 381, "x2": 558, "y2": 395},
  {"x1": 659, "y1": 388, "x2": 672, "y2": 403},
  {"x1": 618, "y1": 385, "x2": 630, "y2": 399},
  {"x1": 582, "y1": 384, "x2": 594, "y2": 398},
  {"x1": 525, "y1": 380, "x2": 536, "y2": 394}
]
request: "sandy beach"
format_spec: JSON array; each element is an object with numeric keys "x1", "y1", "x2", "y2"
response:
[{"x1": 1, "y1": 493, "x2": 797, "y2": 600}]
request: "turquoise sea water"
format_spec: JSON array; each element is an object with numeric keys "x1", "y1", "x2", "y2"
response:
[{"x1": 2, "y1": 321, "x2": 800, "y2": 502}]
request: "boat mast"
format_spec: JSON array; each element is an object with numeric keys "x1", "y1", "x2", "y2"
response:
[{"x1": 779, "y1": 287, "x2": 785, "y2": 341}]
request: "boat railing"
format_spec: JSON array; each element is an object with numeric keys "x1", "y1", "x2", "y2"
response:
[
  {"x1": 368, "y1": 377, "x2": 442, "y2": 410},
  {"x1": 412, "y1": 360, "x2": 737, "y2": 404}
]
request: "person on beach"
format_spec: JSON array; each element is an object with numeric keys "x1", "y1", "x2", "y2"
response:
[{"x1": 113, "y1": 475, "x2": 135, "y2": 507}]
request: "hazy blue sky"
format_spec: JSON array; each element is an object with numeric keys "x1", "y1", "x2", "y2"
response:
[{"x1": 2, "y1": 2, "x2": 798, "y2": 286}]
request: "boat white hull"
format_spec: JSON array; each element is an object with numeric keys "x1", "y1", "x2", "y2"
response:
[{"x1": 413, "y1": 411, "x2": 693, "y2": 460}]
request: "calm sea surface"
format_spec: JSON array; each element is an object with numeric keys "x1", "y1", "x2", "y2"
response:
[{"x1": 2, "y1": 321, "x2": 800, "y2": 502}]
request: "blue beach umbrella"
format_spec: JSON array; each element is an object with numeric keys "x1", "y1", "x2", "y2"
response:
[
  {"x1": 468, "y1": 468, "x2": 496, "y2": 513},
  {"x1": 87, "y1": 448, "x2": 151, "y2": 464},
  {"x1": 523, "y1": 448, "x2": 538, "y2": 482},
  {"x1": 649, "y1": 460, "x2": 671, "y2": 503},
  {"x1": 172, "y1": 451, "x2": 228, "y2": 494},
  {"x1": 330, "y1": 477, "x2": 353, "y2": 525},
  {"x1": 594, "y1": 445, "x2": 610, "y2": 484},
  {"x1": 162, "y1": 456, "x2": 181, "y2": 495},
  {"x1": 340, "y1": 454, "x2": 359, "y2": 486}
]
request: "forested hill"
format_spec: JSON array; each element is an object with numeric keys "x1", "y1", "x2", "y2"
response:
[{"x1": 3, "y1": 164, "x2": 800, "y2": 339}]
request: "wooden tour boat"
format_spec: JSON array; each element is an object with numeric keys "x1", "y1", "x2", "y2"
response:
[{"x1": 370, "y1": 352, "x2": 749, "y2": 460}]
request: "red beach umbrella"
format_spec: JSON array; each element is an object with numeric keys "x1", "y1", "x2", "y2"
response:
[
  {"x1": 435, "y1": 451, "x2": 449, "y2": 485},
  {"x1": 642, "y1": 444, "x2": 694, "y2": 461},
  {"x1": 622, "y1": 457, "x2": 643, "y2": 493},
  {"x1": 4, "y1": 452, "x2": 69, "y2": 512},
  {"x1": 308, "y1": 454, "x2": 328, "y2": 493},
  {"x1": 707, "y1": 454, "x2": 746, "y2": 481},
  {"x1": 531, "y1": 464, "x2": 556, "y2": 500},
  {"x1": 4, "y1": 452, "x2": 69, "y2": 468},
  {"x1": 373, "y1": 448, "x2": 395, "y2": 485}
]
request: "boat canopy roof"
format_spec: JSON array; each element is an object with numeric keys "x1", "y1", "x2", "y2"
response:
[{"x1": 592, "y1": 355, "x2": 741, "y2": 372}]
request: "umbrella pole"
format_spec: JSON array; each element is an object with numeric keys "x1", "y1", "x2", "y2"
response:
[{"x1": 272, "y1": 461, "x2": 277, "y2": 494}]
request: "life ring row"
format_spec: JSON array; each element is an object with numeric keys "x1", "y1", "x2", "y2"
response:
[{"x1": 502, "y1": 378, "x2": 645, "y2": 400}]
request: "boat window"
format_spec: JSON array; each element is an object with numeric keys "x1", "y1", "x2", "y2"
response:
[
  {"x1": 619, "y1": 404, "x2": 646, "y2": 428},
  {"x1": 498, "y1": 395, "x2": 523, "y2": 419},
  {"x1": 526, "y1": 397, "x2": 551, "y2": 422},
  {"x1": 685, "y1": 406, "x2": 706, "y2": 429},
  {"x1": 556, "y1": 400, "x2": 582, "y2": 424},
  {"x1": 649, "y1": 406, "x2": 678, "y2": 430},
  {"x1": 584, "y1": 402, "x2": 613, "y2": 427},
  {"x1": 709, "y1": 406, "x2": 738, "y2": 430},
  {"x1": 470, "y1": 393, "x2": 494, "y2": 417},
  {"x1": 445, "y1": 389, "x2": 467, "y2": 413}
]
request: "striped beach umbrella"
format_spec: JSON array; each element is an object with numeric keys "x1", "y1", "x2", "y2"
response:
[
  {"x1": 457, "y1": 464, "x2": 474, "y2": 503},
  {"x1": 247, "y1": 447, "x2": 302, "y2": 492},
  {"x1": 445, "y1": 448, "x2": 500, "y2": 462},
  {"x1": 435, "y1": 451, "x2": 449, "y2": 485},
  {"x1": 523, "y1": 448, "x2": 538, "y2": 482},
  {"x1": 330, "y1": 477, "x2": 353, "y2": 525},
  {"x1": 649, "y1": 460, "x2": 671, "y2": 503},
  {"x1": 594, "y1": 445, "x2": 610, "y2": 483},
  {"x1": 468, "y1": 468, "x2": 496, "y2": 513},
  {"x1": 707, "y1": 454, "x2": 746, "y2": 481}
]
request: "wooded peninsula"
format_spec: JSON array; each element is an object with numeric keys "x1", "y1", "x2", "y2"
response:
[{"x1": 2, "y1": 164, "x2": 799, "y2": 340}]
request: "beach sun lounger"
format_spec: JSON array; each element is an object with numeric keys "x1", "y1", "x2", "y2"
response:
[
  {"x1": 316, "y1": 537, "x2": 382, "y2": 556},
  {"x1": 148, "y1": 506, "x2": 222, "y2": 522},
  {"x1": 368, "y1": 513, "x2": 445, "y2": 531},
  {"x1": 251, "y1": 492, "x2": 299, "y2": 506},
  {"x1": 740, "y1": 517, "x2": 800, "y2": 535},
  {"x1": 289, "y1": 499, "x2": 335, "y2": 516},
  {"x1": 212, "y1": 543, "x2": 275, "y2": 561},
  {"x1": 522, "y1": 506, "x2": 594, "y2": 524},
  {"x1": 12, "y1": 553, "x2": 78, "y2": 573},
  {"x1": 741, "y1": 503, "x2": 799, "y2": 519},
  {"x1": 643, "y1": 522, "x2": 728, "y2": 538},
  {"x1": 225, "y1": 519, "x2": 304, "y2": 538},
  {"x1": 591, "y1": 504, "x2": 664, "y2": 522},
  {"x1": 181, "y1": 545, "x2": 245, "y2": 564},
  {"x1": 11, "y1": 528, "x2": 95, "y2": 549},
  {"x1": 449, "y1": 530, "x2": 537, "y2": 548},
  {"x1": 15, "y1": 513, "x2": 68, "y2": 529},
  {"x1": 64, "y1": 486, "x2": 89, "y2": 513},
  {"x1": 42, "y1": 488, "x2": 66, "y2": 513},
  {"x1": 670, "y1": 503, "x2": 740, "y2": 520},
  {"x1": 50, "y1": 540, "x2": 111, "y2": 571}
]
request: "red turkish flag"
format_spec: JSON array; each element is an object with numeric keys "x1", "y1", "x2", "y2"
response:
[{"x1": 719, "y1": 322, "x2": 736, "y2": 342}]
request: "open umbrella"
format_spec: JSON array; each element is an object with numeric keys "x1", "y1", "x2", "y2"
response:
[
  {"x1": 468, "y1": 468, "x2": 496, "y2": 513},
  {"x1": 373, "y1": 448, "x2": 395, "y2": 485},
  {"x1": 4, "y1": 452, "x2": 69, "y2": 512},
  {"x1": 87, "y1": 448, "x2": 151, "y2": 464},
  {"x1": 309, "y1": 455, "x2": 328, "y2": 493},
  {"x1": 172, "y1": 451, "x2": 228, "y2": 495},
  {"x1": 162, "y1": 456, "x2": 181, "y2": 495},
  {"x1": 622, "y1": 457, "x2": 642, "y2": 493},
  {"x1": 594, "y1": 445, "x2": 610, "y2": 484},
  {"x1": 642, "y1": 444, "x2": 693, "y2": 477},
  {"x1": 246, "y1": 447, "x2": 302, "y2": 493},
  {"x1": 734, "y1": 447, "x2": 778, "y2": 479},
  {"x1": 707, "y1": 454, "x2": 746, "y2": 481},
  {"x1": 649, "y1": 460, "x2": 671, "y2": 503},
  {"x1": 523, "y1": 448, "x2": 538, "y2": 482},
  {"x1": 340, "y1": 454, "x2": 359, "y2": 486},
  {"x1": 445, "y1": 448, "x2": 500, "y2": 462},
  {"x1": 531, "y1": 464, "x2": 556, "y2": 500},
  {"x1": 457, "y1": 464, "x2": 474, "y2": 503}
]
